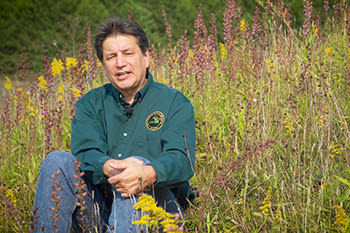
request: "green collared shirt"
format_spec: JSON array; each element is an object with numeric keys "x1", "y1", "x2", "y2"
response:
[{"x1": 71, "y1": 72, "x2": 196, "y2": 205}]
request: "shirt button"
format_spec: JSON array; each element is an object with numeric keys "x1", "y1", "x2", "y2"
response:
[
  {"x1": 123, "y1": 132, "x2": 127, "y2": 136},
  {"x1": 118, "y1": 153, "x2": 122, "y2": 157}
]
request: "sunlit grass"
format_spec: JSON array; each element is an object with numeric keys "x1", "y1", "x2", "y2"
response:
[{"x1": 1, "y1": 1, "x2": 350, "y2": 232}]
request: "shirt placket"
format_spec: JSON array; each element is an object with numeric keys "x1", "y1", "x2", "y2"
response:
[{"x1": 115, "y1": 95, "x2": 138, "y2": 159}]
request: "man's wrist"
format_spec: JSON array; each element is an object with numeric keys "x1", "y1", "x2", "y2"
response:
[
  {"x1": 102, "y1": 159, "x2": 116, "y2": 177},
  {"x1": 144, "y1": 165, "x2": 157, "y2": 186}
]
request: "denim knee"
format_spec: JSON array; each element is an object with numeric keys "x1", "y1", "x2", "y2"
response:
[{"x1": 41, "y1": 151, "x2": 75, "y2": 172}]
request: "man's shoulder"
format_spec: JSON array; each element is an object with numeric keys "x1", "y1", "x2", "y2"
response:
[{"x1": 150, "y1": 81, "x2": 186, "y2": 99}]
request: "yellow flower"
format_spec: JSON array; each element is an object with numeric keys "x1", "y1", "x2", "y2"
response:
[
  {"x1": 172, "y1": 54, "x2": 178, "y2": 65},
  {"x1": 58, "y1": 83, "x2": 65, "y2": 94},
  {"x1": 259, "y1": 186, "x2": 272, "y2": 216},
  {"x1": 3, "y1": 187, "x2": 17, "y2": 206},
  {"x1": 265, "y1": 59, "x2": 279, "y2": 80},
  {"x1": 219, "y1": 43, "x2": 227, "y2": 58},
  {"x1": 82, "y1": 60, "x2": 89, "y2": 73},
  {"x1": 275, "y1": 204, "x2": 282, "y2": 222},
  {"x1": 97, "y1": 60, "x2": 102, "y2": 67},
  {"x1": 325, "y1": 47, "x2": 333, "y2": 55},
  {"x1": 240, "y1": 19, "x2": 246, "y2": 31},
  {"x1": 13, "y1": 95, "x2": 18, "y2": 106},
  {"x1": 38, "y1": 76, "x2": 48, "y2": 90},
  {"x1": 283, "y1": 112, "x2": 295, "y2": 137},
  {"x1": 28, "y1": 105, "x2": 38, "y2": 117},
  {"x1": 71, "y1": 87, "x2": 81, "y2": 97},
  {"x1": 66, "y1": 57, "x2": 78, "y2": 70},
  {"x1": 160, "y1": 78, "x2": 168, "y2": 84},
  {"x1": 321, "y1": 182, "x2": 332, "y2": 190},
  {"x1": 133, "y1": 195, "x2": 180, "y2": 232},
  {"x1": 329, "y1": 141, "x2": 341, "y2": 158},
  {"x1": 51, "y1": 58, "x2": 64, "y2": 77},
  {"x1": 313, "y1": 24, "x2": 318, "y2": 35},
  {"x1": 4, "y1": 76, "x2": 13, "y2": 92},
  {"x1": 188, "y1": 49, "x2": 194, "y2": 59},
  {"x1": 332, "y1": 205, "x2": 349, "y2": 231}
]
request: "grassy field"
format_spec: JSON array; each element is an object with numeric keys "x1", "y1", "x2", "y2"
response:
[{"x1": 1, "y1": 1, "x2": 350, "y2": 232}]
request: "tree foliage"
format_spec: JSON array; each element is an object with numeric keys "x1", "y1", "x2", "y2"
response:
[{"x1": 0, "y1": 0, "x2": 337, "y2": 76}]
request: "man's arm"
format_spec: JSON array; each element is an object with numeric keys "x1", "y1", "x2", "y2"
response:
[
  {"x1": 71, "y1": 95, "x2": 112, "y2": 184},
  {"x1": 149, "y1": 92, "x2": 196, "y2": 188}
]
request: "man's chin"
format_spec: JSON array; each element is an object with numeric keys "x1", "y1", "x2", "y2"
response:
[{"x1": 114, "y1": 84, "x2": 135, "y2": 93}]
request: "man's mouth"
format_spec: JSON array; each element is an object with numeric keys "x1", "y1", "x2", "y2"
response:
[{"x1": 116, "y1": 71, "x2": 131, "y2": 78}]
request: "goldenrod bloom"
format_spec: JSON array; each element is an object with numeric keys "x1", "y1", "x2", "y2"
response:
[
  {"x1": 259, "y1": 186, "x2": 272, "y2": 216},
  {"x1": 313, "y1": 24, "x2": 318, "y2": 36},
  {"x1": 51, "y1": 58, "x2": 64, "y2": 77},
  {"x1": 82, "y1": 60, "x2": 89, "y2": 73},
  {"x1": 240, "y1": 19, "x2": 246, "y2": 31},
  {"x1": 2, "y1": 187, "x2": 17, "y2": 206},
  {"x1": 332, "y1": 205, "x2": 349, "y2": 231},
  {"x1": 275, "y1": 204, "x2": 282, "y2": 222},
  {"x1": 38, "y1": 76, "x2": 48, "y2": 90},
  {"x1": 188, "y1": 49, "x2": 194, "y2": 59},
  {"x1": 4, "y1": 76, "x2": 13, "y2": 92},
  {"x1": 325, "y1": 47, "x2": 333, "y2": 55},
  {"x1": 283, "y1": 112, "x2": 295, "y2": 137},
  {"x1": 71, "y1": 87, "x2": 81, "y2": 98},
  {"x1": 58, "y1": 83, "x2": 65, "y2": 94},
  {"x1": 329, "y1": 141, "x2": 341, "y2": 158},
  {"x1": 66, "y1": 57, "x2": 78, "y2": 70},
  {"x1": 133, "y1": 195, "x2": 180, "y2": 232},
  {"x1": 219, "y1": 43, "x2": 227, "y2": 58}
]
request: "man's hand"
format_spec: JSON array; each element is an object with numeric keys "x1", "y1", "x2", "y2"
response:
[
  {"x1": 102, "y1": 157, "x2": 144, "y2": 177},
  {"x1": 103, "y1": 158, "x2": 157, "y2": 198}
]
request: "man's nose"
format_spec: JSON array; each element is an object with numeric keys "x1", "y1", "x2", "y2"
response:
[{"x1": 116, "y1": 55, "x2": 126, "y2": 67}]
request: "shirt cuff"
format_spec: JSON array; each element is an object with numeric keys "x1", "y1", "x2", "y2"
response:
[
  {"x1": 92, "y1": 156, "x2": 111, "y2": 184},
  {"x1": 150, "y1": 162, "x2": 167, "y2": 186}
]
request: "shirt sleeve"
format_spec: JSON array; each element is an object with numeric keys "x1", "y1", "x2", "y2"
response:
[
  {"x1": 71, "y1": 96, "x2": 111, "y2": 185},
  {"x1": 150, "y1": 92, "x2": 196, "y2": 188}
]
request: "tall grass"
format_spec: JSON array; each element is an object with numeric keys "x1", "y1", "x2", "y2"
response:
[{"x1": 1, "y1": 0, "x2": 350, "y2": 232}]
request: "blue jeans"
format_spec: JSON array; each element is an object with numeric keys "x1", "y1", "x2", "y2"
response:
[{"x1": 31, "y1": 151, "x2": 183, "y2": 232}]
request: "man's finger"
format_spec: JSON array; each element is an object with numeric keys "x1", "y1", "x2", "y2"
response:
[
  {"x1": 109, "y1": 161, "x2": 128, "y2": 169},
  {"x1": 123, "y1": 157, "x2": 144, "y2": 165}
]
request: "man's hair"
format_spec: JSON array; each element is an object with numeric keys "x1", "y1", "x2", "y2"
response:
[{"x1": 94, "y1": 17, "x2": 150, "y2": 63}]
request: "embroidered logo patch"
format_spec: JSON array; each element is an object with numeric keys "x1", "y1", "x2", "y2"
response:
[{"x1": 146, "y1": 111, "x2": 164, "y2": 131}]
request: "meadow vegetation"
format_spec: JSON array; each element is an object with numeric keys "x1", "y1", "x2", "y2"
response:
[{"x1": 1, "y1": 0, "x2": 350, "y2": 232}]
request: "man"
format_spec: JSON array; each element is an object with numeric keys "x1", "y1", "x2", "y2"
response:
[{"x1": 31, "y1": 17, "x2": 196, "y2": 232}]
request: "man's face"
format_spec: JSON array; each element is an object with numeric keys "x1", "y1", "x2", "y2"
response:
[{"x1": 102, "y1": 34, "x2": 150, "y2": 97}]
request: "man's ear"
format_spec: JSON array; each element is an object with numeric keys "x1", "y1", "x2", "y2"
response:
[{"x1": 144, "y1": 49, "x2": 150, "y2": 69}]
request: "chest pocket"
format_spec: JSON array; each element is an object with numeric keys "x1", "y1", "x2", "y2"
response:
[{"x1": 134, "y1": 130, "x2": 163, "y2": 159}]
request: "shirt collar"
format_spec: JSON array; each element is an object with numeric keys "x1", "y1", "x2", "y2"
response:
[{"x1": 138, "y1": 70, "x2": 153, "y2": 99}]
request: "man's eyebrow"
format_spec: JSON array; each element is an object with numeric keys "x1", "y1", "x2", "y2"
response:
[
  {"x1": 121, "y1": 47, "x2": 135, "y2": 52},
  {"x1": 105, "y1": 47, "x2": 134, "y2": 54}
]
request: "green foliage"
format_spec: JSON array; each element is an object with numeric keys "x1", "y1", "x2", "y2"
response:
[
  {"x1": 0, "y1": 0, "x2": 339, "y2": 76},
  {"x1": 1, "y1": 0, "x2": 350, "y2": 232}
]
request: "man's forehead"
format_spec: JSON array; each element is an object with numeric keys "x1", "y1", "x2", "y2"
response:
[{"x1": 103, "y1": 35, "x2": 138, "y2": 49}]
